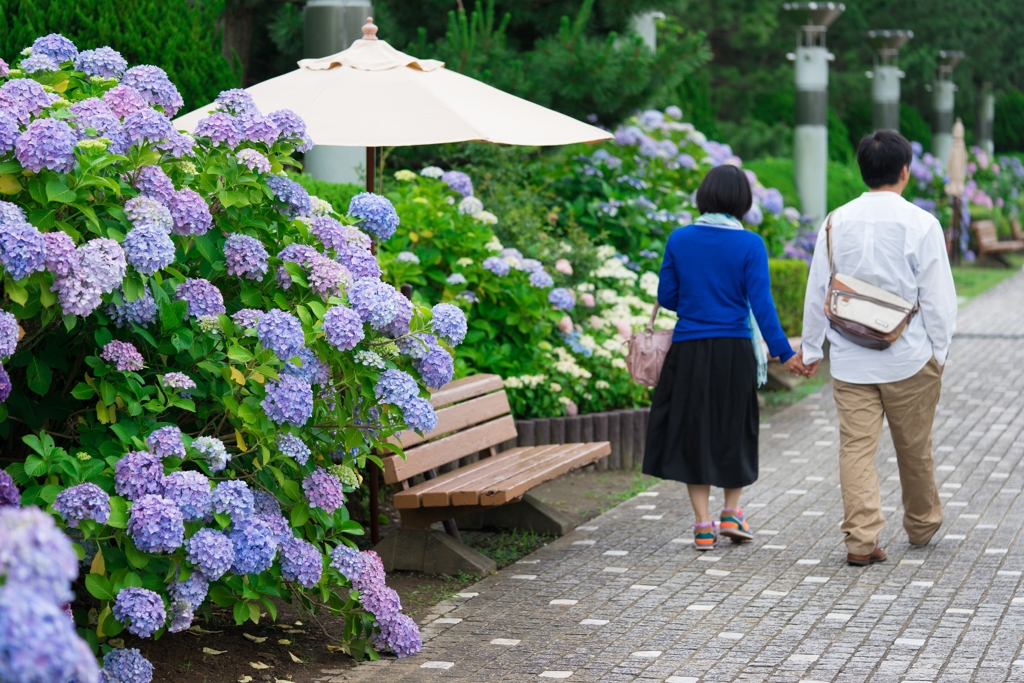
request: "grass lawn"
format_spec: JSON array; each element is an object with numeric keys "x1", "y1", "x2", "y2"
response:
[{"x1": 952, "y1": 253, "x2": 1024, "y2": 301}]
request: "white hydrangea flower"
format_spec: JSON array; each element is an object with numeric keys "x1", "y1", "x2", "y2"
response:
[
  {"x1": 593, "y1": 348, "x2": 612, "y2": 359},
  {"x1": 611, "y1": 358, "x2": 627, "y2": 370},
  {"x1": 475, "y1": 210, "x2": 498, "y2": 225},
  {"x1": 309, "y1": 196, "x2": 333, "y2": 216},
  {"x1": 639, "y1": 271, "x2": 659, "y2": 297},
  {"x1": 592, "y1": 258, "x2": 639, "y2": 282},
  {"x1": 420, "y1": 166, "x2": 444, "y2": 178},
  {"x1": 579, "y1": 335, "x2": 597, "y2": 351},
  {"x1": 601, "y1": 338, "x2": 624, "y2": 355},
  {"x1": 597, "y1": 289, "x2": 619, "y2": 305},
  {"x1": 394, "y1": 169, "x2": 417, "y2": 181},
  {"x1": 551, "y1": 348, "x2": 592, "y2": 379},
  {"x1": 456, "y1": 257, "x2": 474, "y2": 267},
  {"x1": 503, "y1": 376, "x2": 523, "y2": 389},
  {"x1": 576, "y1": 282, "x2": 595, "y2": 293},
  {"x1": 558, "y1": 396, "x2": 573, "y2": 406},
  {"x1": 485, "y1": 238, "x2": 503, "y2": 252},
  {"x1": 549, "y1": 382, "x2": 562, "y2": 392},
  {"x1": 595, "y1": 245, "x2": 617, "y2": 260},
  {"x1": 458, "y1": 196, "x2": 484, "y2": 216}
]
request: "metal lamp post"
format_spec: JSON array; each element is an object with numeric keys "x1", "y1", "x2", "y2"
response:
[
  {"x1": 783, "y1": 2, "x2": 844, "y2": 224},
  {"x1": 930, "y1": 50, "x2": 964, "y2": 164},
  {"x1": 976, "y1": 82, "x2": 995, "y2": 155},
  {"x1": 865, "y1": 30, "x2": 912, "y2": 132}
]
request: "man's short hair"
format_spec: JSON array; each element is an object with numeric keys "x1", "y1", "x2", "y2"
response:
[
  {"x1": 857, "y1": 130, "x2": 913, "y2": 188},
  {"x1": 695, "y1": 165, "x2": 753, "y2": 220}
]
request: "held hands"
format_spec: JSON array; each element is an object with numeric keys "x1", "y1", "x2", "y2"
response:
[{"x1": 782, "y1": 349, "x2": 820, "y2": 378}]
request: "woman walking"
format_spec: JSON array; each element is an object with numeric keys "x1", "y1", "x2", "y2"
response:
[{"x1": 643, "y1": 165, "x2": 803, "y2": 550}]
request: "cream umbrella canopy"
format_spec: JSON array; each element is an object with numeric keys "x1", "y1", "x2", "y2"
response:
[{"x1": 944, "y1": 118, "x2": 968, "y2": 264}]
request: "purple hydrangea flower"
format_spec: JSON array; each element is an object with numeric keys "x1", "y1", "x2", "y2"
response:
[
  {"x1": 381, "y1": 291, "x2": 413, "y2": 338},
  {"x1": 0, "y1": 470, "x2": 20, "y2": 507},
  {"x1": 238, "y1": 114, "x2": 280, "y2": 144},
  {"x1": 0, "y1": 507, "x2": 78, "y2": 604},
  {"x1": 0, "y1": 585, "x2": 100, "y2": 683},
  {"x1": 103, "y1": 84, "x2": 148, "y2": 118},
  {"x1": 347, "y1": 192, "x2": 399, "y2": 242},
  {"x1": 430, "y1": 303, "x2": 467, "y2": 345},
  {"x1": 256, "y1": 309, "x2": 304, "y2": 360},
  {"x1": 482, "y1": 256, "x2": 510, "y2": 276},
  {"x1": 302, "y1": 467, "x2": 344, "y2": 513},
  {"x1": 0, "y1": 112, "x2": 18, "y2": 155},
  {"x1": 278, "y1": 243, "x2": 319, "y2": 272},
  {"x1": 193, "y1": 436, "x2": 230, "y2": 472},
  {"x1": 185, "y1": 528, "x2": 235, "y2": 580},
  {"x1": 74, "y1": 46, "x2": 127, "y2": 79},
  {"x1": 0, "y1": 59, "x2": 6, "y2": 78},
  {"x1": 441, "y1": 170, "x2": 473, "y2": 197},
  {"x1": 336, "y1": 244, "x2": 382, "y2": 280},
  {"x1": 224, "y1": 233, "x2": 269, "y2": 280},
  {"x1": 169, "y1": 571, "x2": 208, "y2": 610},
  {"x1": 159, "y1": 131, "x2": 194, "y2": 158},
  {"x1": 375, "y1": 612, "x2": 422, "y2": 657},
  {"x1": 42, "y1": 230, "x2": 77, "y2": 278},
  {"x1": 228, "y1": 517, "x2": 279, "y2": 575},
  {"x1": 163, "y1": 471, "x2": 212, "y2": 521},
  {"x1": 253, "y1": 490, "x2": 282, "y2": 518},
  {"x1": 279, "y1": 538, "x2": 323, "y2": 588},
  {"x1": 744, "y1": 203, "x2": 764, "y2": 226},
  {"x1": 0, "y1": 219, "x2": 47, "y2": 281},
  {"x1": 175, "y1": 278, "x2": 225, "y2": 318},
  {"x1": 103, "y1": 648, "x2": 153, "y2": 683},
  {"x1": 123, "y1": 225, "x2": 175, "y2": 275},
  {"x1": 193, "y1": 112, "x2": 242, "y2": 147},
  {"x1": 414, "y1": 346, "x2": 454, "y2": 390},
  {"x1": 167, "y1": 598, "x2": 193, "y2": 633},
  {"x1": 213, "y1": 89, "x2": 257, "y2": 116},
  {"x1": 457, "y1": 290, "x2": 478, "y2": 304},
  {"x1": 0, "y1": 364, "x2": 11, "y2": 404},
  {"x1": 163, "y1": 372, "x2": 196, "y2": 390},
  {"x1": 283, "y1": 347, "x2": 330, "y2": 387},
  {"x1": 397, "y1": 333, "x2": 437, "y2": 360},
  {"x1": 277, "y1": 434, "x2": 311, "y2": 465},
  {"x1": 78, "y1": 237, "x2": 127, "y2": 293},
  {"x1": 15, "y1": 118, "x2": 77, "y2": 173},
  {"x1": 0, "y1": 202, "x2": 24, "y2": 225},
  {"x1": 55, "y1": 274, "x2": 103, "y2": 317},
  {"x1": 53, "y1": 483, "x2": 110, "y2": 528},
  {"x1": 0, "y1": 78, "x2": 58, "y2": 124},
  {"x1": 258, "y1": 510, "x2": 292, "y2": 544},
  {"x1": 146, "y1": 426, "x2": 185, "y2": 459},
  {"x1": 329, "y1": 544, "x2": 364, "y2": 582},
  {"x1": 268, "y1": 109, "x2": 308, "y2": 142},
  {"x1": 123, "y1": 107, "x2": 174, "y2": 146},
  {"x1": 231, "y1": 308, "x2": 263, "y2": 329},
  {"x1": 122, "y1": 65, "x2": 183, "y2": 117},
  {"x1": 168, "y1": 188, "x2": 212, "y2": 236},
  {"x1": 101, "y1": 340, "x2": 144, "y2": 371},
  {"x1": 528, "y1": 270, "x2": 554, "y2": 288},
  {"x1": 236, "y1": 148, "x2": 271, "y2": 173},
  {"x1": 347, "y1": 278, "x2": 401, "y2": 330},
  {"x1": 134, "y1": 166, "x2": 175, "y2": 205},
  {"x1": 307, "y1": 254, "x2": 350, "y2": 300},
  {"x1": 311, "y1": 218, "x2": 372, "y2": 252},
  {"x1": 446, "y1": 272, "x2": 465, "y2": 285},
  {"x1": 31, "y1": 34, "x2": 79, "y2": 62},
  {"x1": 68, "y1": 98, "x2": 130, "y2": 154},
  {"x1": 266, "y1": 175, "x2": 312, "y2": 217},
  {"x1": 106, "y1": 285, "x2": 158, "y2": 328},
  {"x1": 361, "y1": 583, "x2": 402, "y2": 619},
  {"x1": 0, "y1": 310, "x2": 18, "y2": 359},
  {"x1": 112, "y1": 587, "x2": 166, "y2": 638},
  {"x1": 261, "y1": 375, "x2": 314, "y2": 426},
  {"x1": 548, "y1": 287, "x2": 575, "y2": 311},
  {"x1": 321, "y1": 304, "x2": 364, "y2": 351},
  {"x1": 402, "y1": 396, "x2": 438, "y2": 433},
  {"x1": 762, "y1": 188, "x2": 784, "y2": 216},
  {"x1": 375, "y1": 369, "x2": 419, "y2": 406},
  {"x1": 20, "y1": 52, "x2": 60, "y2": 75},
  {"x1": 114, "y1": 450, "x2": 165, "y2": 501},
  {"x1": 211, "y1": 480, "x2": 255, "y2": 522},
  {"x1": 126, "y1": 494, "x2": 184, "y2": 553}
]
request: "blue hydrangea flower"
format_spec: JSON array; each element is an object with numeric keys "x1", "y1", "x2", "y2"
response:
[
  {"x1": 322, "y1": 306, "x2": 364, "y2": 357},
  {"x1": 106, "y1": 285, "x2": 158, "y2": 328},
  {"x1": 307, "y1": 254, "x2": 351, "y2": 300},
  {"x1": 402, "y1": 396, "x2": 438, "y2": 433},
  {"x1": 123, "y1": 225, "x2": 175, "y2": 275},
  {"x1": 548, "y1": 287, "x2": 575, "y2": 311},
  {"x1": 185, "y1": 528, "x2": 234, "y2": 580},
  {"x1": 145, "y1": 426, "x2": 185, "y2": 459},
  {"x1": 42, "y1": 229, "x2": 77, "y2": 278},
  {"x1": 446, "y1": 272, "x2": 466, "y2": 285},
  {"x1": 20, "y1": 52, "x2": 60, "y2": 74},
  {"x1": 762, "y1": 188, "x2": 784, "y2": 215},
  {"x1": 311, "y1": 218, "x2": 371, "y2": 252},
  {"x1": 283, "y1": 347, "x2": 330, "y2": 387},
  {"x1": 167, "y1": 598, "x2": 193, "y2": 634},
  {"x1": 123, "y1": 107, "x2": 174, "y2": 146},
  {"x1": 126, "y1": 494, "x2": 184, "y2": 553},
  {"x1": 253, "y1": 490, "x2": 282, "y2": 518},
  {"x1": 0, "y1": 364, "x2": 11, "y2": 404},
  {"x1": 347, "y1": 278, "x2": 401, "y2": 330},
  {"x1": 354, "y1": 350, "x2": 385, "y2": 369},
  {"x1": 238, "y1": 114, "x2": 280, "y2": 144},
  {"x1": 482, "y1": 256, "x2": 510, "y2": 276},
  {"x1": 302, "y1": 467, "x2": 344, "y2": 514},
  {"x1": 31, "y1": 34, "x2": 79, "y2": 62},
  {"x1": 122, "y1": 65, "x2": 184, "y2": 117},
  {"x1": 336, "y1": 244, "x2": 382, "y2": 280},
  {"x1": 102, "y1": 648, "x2": 153, "y2": 683},
  {"x1": 231, "y1": 308, "x2": 263, "y2": 330},
  {"x1": 74, "y1": 46, "x2": 127, "y2": 78},
  {"x1": 279, "y1": 538, "x2": 323, "y2": 588},
  {"x1": 112, "y1": 587, "x2": 166, "y2": 638},
  {"x1": 103, "y1": 84, "x2": 148, "y2": 118},
  {"x1": 68, "y1": 98, "x2": 130, "y2": 154},
  {"x1": 100, "y1": 340, "x2": 144, "y2": 371},
  {"x1": 236, "y1": 148, "x2": 271, "y2": 173},
  {"x1": 258, "y1": 511, "x2": 292, "y2": 544},
  {"x1": 0, "y1": 78, "x2": 58, "y2": 124},
  {"x1": 0, "y1": 585, "x2": 100, "y2": 683},
  {"x1": 175, "y1": 278, "x2": 225, "y2": 318},
  {"x1": 277, "y1": 244, "x2": 319, "y2": 287},
  {"x1": 381, "y1": 293, "x2": 413, "y2": 338},
  {"x1": 529, "y1": 270, "x2": 554, "y2": 288},
  {"x1": 414, "y1": 346, "x2": 454, "y2": 390},
  {"x1": 347, "y1": 192, "x2": 399, "y2": 242},
  {"x1": 77, "y1": 237, "x2": 127, "y2": 294},
  {"x1": 0, "y1": 470, "x2": 20, "y2": 507},
  {"x1": 224, "y1": 233, "x2": 269, "y2": 280},
  {"x1": 53, "y1": 483, "x2": 110, "y2": 528},
  {"x1": 0, "y1": 112, "x2": 19, "y2": 155},
  {"x1": 430, "y1": 303, "x2": 467, "y2": 345},
  {"x1": 133, "y1": 166, "x2": 175, "y2": 205},
  {"x1": 0, "y1": 219, "x2": 47, "y2": 282},
  {"x1": 168, "y1": 572, "x2": 208, "y2": 610},
  {"x1": 744, "y1": 203, "x2": 764, "y2": 226},
  {"x1": 15, "y1": 118, "x2": 77, "y2": 173},
  {"x1": 114, "y1": 451, "x2": 165, "y2": 501},
  {"x1": 375, "y1": 369, "x2": 419, "y2": 406},
  {"x1": 256, "y1": 309, "x2": 304, "y2": 360},
  {"x1": 375, "y1": 612, "x2": 422, "y2": 658},
  {"x1": 192, "y1": 436, "x2": 230, "y2": 472},
  {"x1": 211, "y1": 480, "x2": 255, "y2": 522},
  {"x1": 163, "y1": 471, "x2": 212, "y2": 521},
  {"x1": 266, "y1": 175, "x2": 312, "y2": 217},
  {"x1": 267, "y1": 109, "x2": 308, "y2": 144},
  {"x1": 213, "y1": 88, "x2": 258, "y2": 117},
  {"x1": 261, "y1": 375, "x2": 314, "y2": 426},
  {"x1": 0, "y1": 507, "x2": 78, "y2": 604},
  {"x1": 228, "y1": 517, "x2": 279, "y2": 575},
  {"x1": 194, "y1": 112, "x2": 242, "y2": 147},
  {"x1": 397, "y1": 333, "x2": 437, "y2": 360},
  {"x1": 162, "y1": 372, "x2": 196, "y2": 390},
  {"x1": 329, "y1": 544, "x2": 364, "y2": 582},
  {"x1": 168, "y1": 188, "x2": 212, "y2": 236},
  {"x1": 441, "y1": 170, "x2": 473, "y2": 197},
  {"x1": 277, "y1": 434, "x2": 311, "y2": 465},
  {"x1": 457, "y1": 290, "x2": 479, "y2": 303},
  {"x1": 0, "y1": 310, "x2": 18, "y2": 359}
]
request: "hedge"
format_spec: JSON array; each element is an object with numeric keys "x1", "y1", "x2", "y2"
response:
[{"x1": 770, "y1": 258, "x2": 809, "y2": 338}]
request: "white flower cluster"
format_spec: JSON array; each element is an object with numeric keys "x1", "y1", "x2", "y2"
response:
[
  {"x1": 639, "y1": 271, "x2": 659, "y2": 297},
  {"x1": 592, "y1": 257, "x2": 638, "y2": 282},
  {"x1": 485, "y1": 238, "x2": 503, "y2": 252},
  {"x1": 503, "y1": 374, "x2": 547, "y2": 389},
  {"x1": 551, "y1": 347, "x2": 592, "y2": 379}
]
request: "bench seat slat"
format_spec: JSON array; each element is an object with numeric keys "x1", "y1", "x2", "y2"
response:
[
  {"x1": 480, "y1": 442, "x2": 610, "y2": 506},
  {"x1": 389, "y1": 391, "x2": 510, "y2": 450}
]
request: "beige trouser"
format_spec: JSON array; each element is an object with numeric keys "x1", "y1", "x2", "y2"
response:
[{"x1": 832, "y1": 358, "x2": 944, "y2": 555}]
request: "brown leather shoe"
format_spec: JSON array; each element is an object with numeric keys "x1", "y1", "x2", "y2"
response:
[{"x1": 847, "y1": 546, "x2": 887, "y2": 566}]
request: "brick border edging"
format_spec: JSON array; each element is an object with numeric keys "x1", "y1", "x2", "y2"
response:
[{"x1": 497, "y1": 408, "x2": 651, "y2": 471}]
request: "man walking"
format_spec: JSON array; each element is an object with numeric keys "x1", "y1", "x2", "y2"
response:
[{"x1": 799, "y1": 130, "x2": 958, "y2": 566}]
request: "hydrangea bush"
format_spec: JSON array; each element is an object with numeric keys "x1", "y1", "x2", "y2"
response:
[{"x1": 0, "y1": 35, "x2": 459, "y2": 670}]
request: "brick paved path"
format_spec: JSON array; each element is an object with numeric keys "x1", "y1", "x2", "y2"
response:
[{"x1": 321, "y1": 275, "x2": 1024, "y2": 683}]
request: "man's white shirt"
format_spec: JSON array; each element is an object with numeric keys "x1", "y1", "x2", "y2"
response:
[{"x1": 801, "y1": 191, "x2": 957, "y2": 385}]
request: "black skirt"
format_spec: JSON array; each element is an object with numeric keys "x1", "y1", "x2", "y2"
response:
[{"x1": 642, "y1": 338, "x2": 759, "y2": 488}]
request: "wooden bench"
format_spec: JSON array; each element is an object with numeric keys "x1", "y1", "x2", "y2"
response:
[
  {"x1": 372, "y1": 374, "x2": 611, "y2": 575},
  {"x1": 973, "y1": 220, "x2": 1023, "y2": 266}
]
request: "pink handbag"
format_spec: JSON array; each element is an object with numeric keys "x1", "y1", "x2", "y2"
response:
[{"x1": 625, "y1": 303, "x2": 674, "y2": 387}]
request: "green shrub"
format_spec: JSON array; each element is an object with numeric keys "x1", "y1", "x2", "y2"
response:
[
  {"x1": 745, "y1": 157, "x2": 799, "y2": 208},
  {"x1": 743, "y1": 157, "x2": 864, "y2": 215},
  {"x1": 828, "y1": 108, "x2": 855, "y2": 164},
  {"x1": 769, "y1": 259, "x2": 808, "y2": 337},
  {"x1": 900, "y1": 103, "x2": 932, "y2": 152},
  {"x1": 994, "y1": 88, "x2": 1024, "y2": 152}
]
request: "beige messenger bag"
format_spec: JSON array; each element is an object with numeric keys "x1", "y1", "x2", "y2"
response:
[{"x1": 824, "y1": 212, "x2": 918, "y2": 350}]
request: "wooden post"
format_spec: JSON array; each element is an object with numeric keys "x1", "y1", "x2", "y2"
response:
[
  {"x1": 608, "y1": 411, "x2": 621, "y2": 470},
  {"x1": 594, "y1": 414, "x2": 609, "y2": 471},
  {"x1": 365, "y1": 146, "x2": 376, "y2": 193},
  {"x1": 620, "y1": 410, "x2": 635, "y2": 470},
  {"x1": 517, "y1": 420, "x2": 535, "y2": 448},
  {"x1": 632, "y1": 410, "x2": 646, "y2": 470},
  {"x1": 551, "y1": 417, "x2": 566, "y2": 445},
  {"x1": 534, "y1": 419, "x2": 550, "y2": 446},
  {"x1": 566, "y1": 415, "x2": 581, "y2": 444}
]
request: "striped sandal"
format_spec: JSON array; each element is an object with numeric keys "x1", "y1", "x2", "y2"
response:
[
  {"x1": 719, "y1": 507, "x2": 754, "y2": 542},
  {"x1": 694, "y1": 521, "x2": 718, "y2": 551}
]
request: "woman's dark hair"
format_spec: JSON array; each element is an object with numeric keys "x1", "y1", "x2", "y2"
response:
[
  {"x1": 695, "y1": 165, "x2": 753, "y2": 220},
  {"x1": 857, "y1": 130, "x2": 913, "y2": 188}
]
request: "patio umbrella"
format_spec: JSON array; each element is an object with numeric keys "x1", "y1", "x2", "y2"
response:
[{"x1": 944, "y1": 118, "x2": 968, "y2": 264}]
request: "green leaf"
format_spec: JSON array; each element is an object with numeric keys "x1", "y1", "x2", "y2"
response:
[
  {"x1": 23, "y1": 454, "x2": 46, "y2": 477},
  {"x1": 259, "y1": 597, "x2": 278, "y2": 622},
  {"x1": 100, "y1": 380, "x2": 116, "y2": 406},
  {"x1": 124, "y1": 541, "x2": 149, "y2": 569},
  {"x1": 26, "y1": 356, "x2": 53, "y2": 395},
  {"x1": 220, "y1": 190, "x2": 250, "y2": 208},
  {"x1": 122, "y1": 275, "x2": 144, "y2": 302},
  {"x1": 290, "y1": 502, "x2": 310, "y2": 528},
  {"x1": 121, "y1": 572, "x2": 143, "y2": 588},
  {"x1": 101, "y1": 610, "x2": 124, "y2": 637},
  {"x1": 227, "y1": 345, "x2": 254, "y2": 363},
  {"x1": 6, "y1": 278, "x2": 27, "y2": 305},
  {"x1": 233, "y1": 600, "x2": 249, "y2": 625},
  {"x1": 240, "y1": 284, "x2": 263, "y2": 308},
  {"x1": 248, "y1": 602, "x2": 261, "y2": 624},
  {"x1": 0, "y1": 160, "x2": 23, "y2": 175},
  {"x1": 160, "y1": 300, "x2": 188, "y2": 331},
  {"x1": 214, "y1": 512, "x2": 231, "y2": 528},
  {"x1": 193, "y1": 234, "x2": 218, "y2": 263},
  {"x1": 45, "y1": 178, "x2": 77, "y2": 204},
  {"x1": 281, "y1": 479, "x2": 301, "y2": 502},
  {"x1": 85, "y1": 574, "x2": 114, "y2": 601},
  {"x1": 208, "y1": 584, "x2": 237, "y2": 608},
  {"x1": 106, "y1": 496, "x2": 128, "y2": 528},
  {"x1": 171, "y1": 328, "x2": 194, "y2": 352}
]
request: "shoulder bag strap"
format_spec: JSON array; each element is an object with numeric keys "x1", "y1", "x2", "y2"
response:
[
  {"x1": 824, "y1": 211, "x2": 836, "y2": 275},
  {"x1": 646, "y1": 303, "x2": 660, "y2": 333}
]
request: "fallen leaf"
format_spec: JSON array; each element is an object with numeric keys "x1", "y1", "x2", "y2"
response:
[
  {"x1": 293, "y1": 621, "x2": 303, "y2": 626},
  {"x1": 238, "y1": 677, "x2": 253, "y2": 683},
  {"x1": 202, "y1": 647, "x2": 226, "y2": 655},
  {"x1": 326, "y1": 645, "x2": 346, "y2": 653},
  {"x1": 107, "y1": 639, "x2": 124, "y2": 649},
  {"x1": 288, "y1": 651, "x2": 303, "y2": 664},
  {"x1": 187, "y1": 626, "x2": 222, "y2": 635},
  {"x1": 249, "y1": 662, "x2": 271, "y2": 670},
  {"x1": 277, "y1": 639, "x2": 291, "y2": 645},
  {"x1": 243, "y1": 634, "x2": 267, "y2": 643}
]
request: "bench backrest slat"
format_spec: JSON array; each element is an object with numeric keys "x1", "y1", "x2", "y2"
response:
[
  {"x1": 382, "y1": 414, "x2": 519, "y2": 484},
  {"x1": 429, "y1": 374, "x2": 505, "y2": 408},
  {"x1": 974, "y1": 220, "x2": 998, "y2": 245},
  {"x1": 389, "y1": 390, "x2": 511, "y2": 450}
]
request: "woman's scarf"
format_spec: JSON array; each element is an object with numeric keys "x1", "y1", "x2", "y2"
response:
[{"x1": 694, "y1": 213, "x2": 769, "y2": 387}]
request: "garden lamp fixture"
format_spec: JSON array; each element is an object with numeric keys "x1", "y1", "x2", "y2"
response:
[
  {"x1": 864, "y1": 30, "x2": 912, "y2": 132},
  {"x1": 976, "y1": 81, "x2": 994, "y2": 155},
  {"x1": 930, "y1": 50, "x2": 964, "y2": 164},
  {"x1": 783, "y1": 1, "x2": 844, "y2": 223}
]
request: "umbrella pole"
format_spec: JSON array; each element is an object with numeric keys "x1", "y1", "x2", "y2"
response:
[
  {"x1": 366, "y1": 146, "x2": 375, "y2": 194},
  {"x1": 950, "y1": 196, "x2": 962, "y2": 265},
  {"x1": 366, "y1": 144, "x2": 381, "y2": 545}
]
